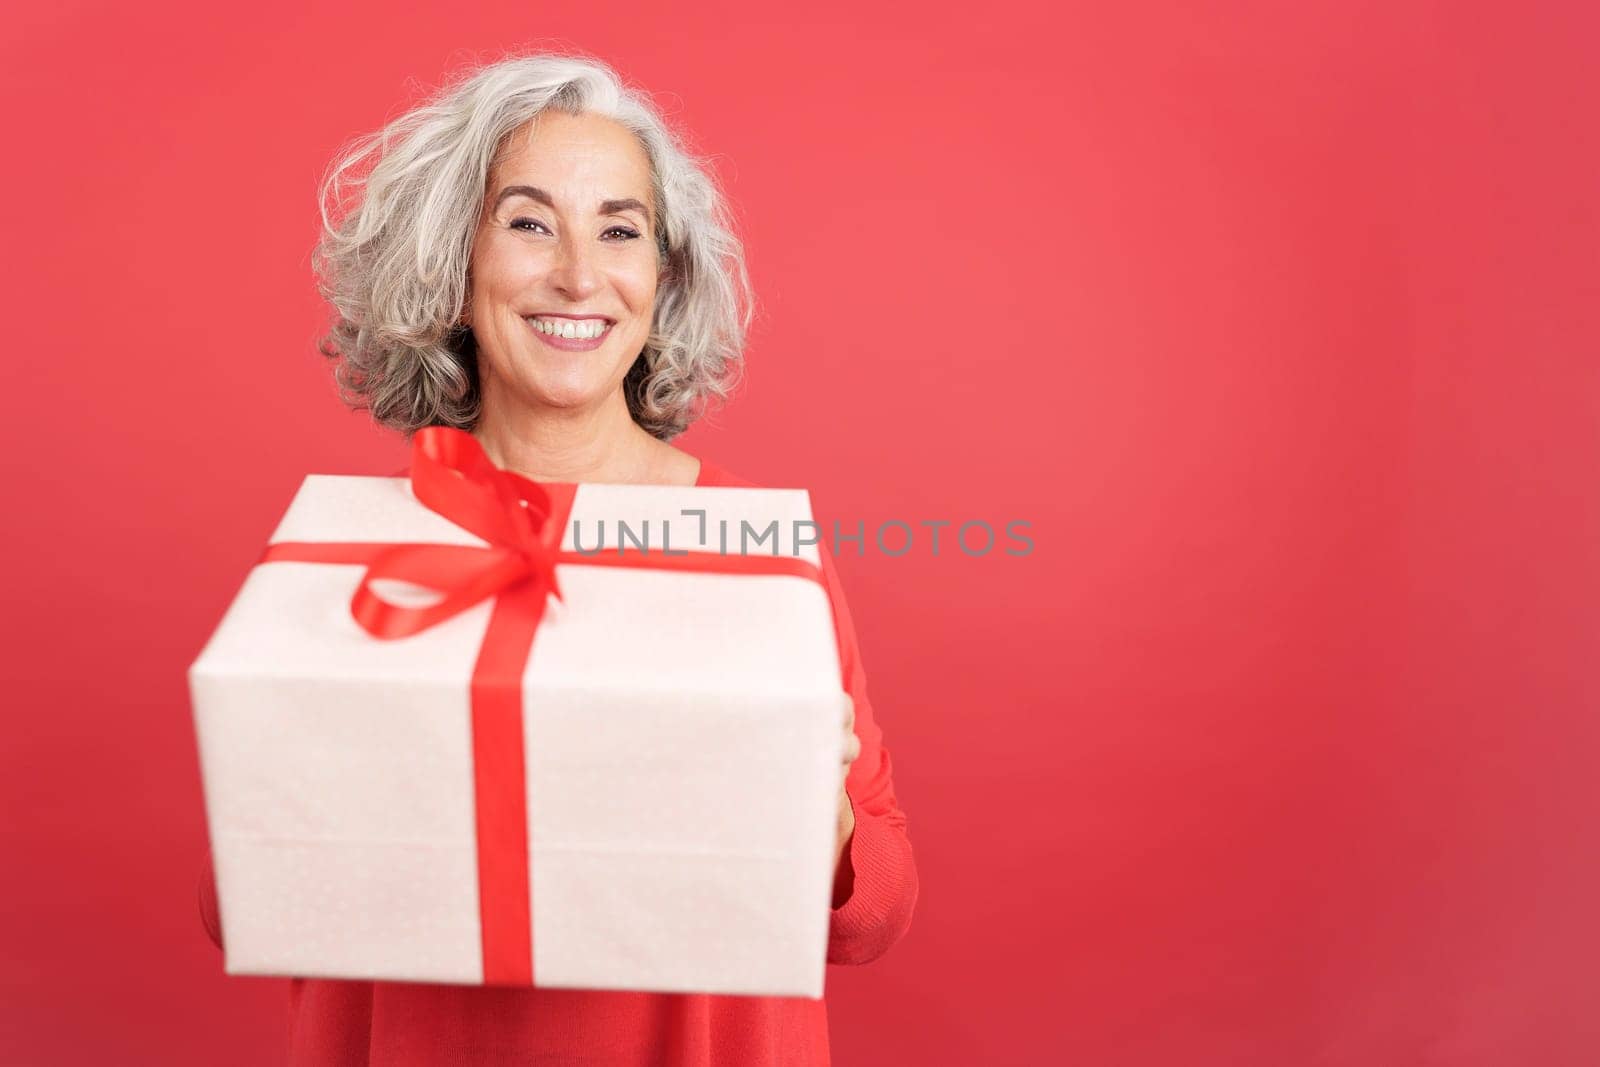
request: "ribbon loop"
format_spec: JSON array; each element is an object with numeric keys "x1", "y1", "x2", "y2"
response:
[
  {"x1": 351, "y1": 544, "x2": 542, "y2": 639},
  {"x1": 410, "y1": 428, "x2": 562, "y2": 548}
]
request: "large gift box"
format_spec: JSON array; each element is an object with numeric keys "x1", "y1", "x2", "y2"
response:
[{"x1": 189, "y1": 428, "x2": 849, "y2": 997}]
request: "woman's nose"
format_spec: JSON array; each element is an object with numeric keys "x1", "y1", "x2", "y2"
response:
[{"x1": 549, "y1": 234, "x2": 601, "y2": 298}]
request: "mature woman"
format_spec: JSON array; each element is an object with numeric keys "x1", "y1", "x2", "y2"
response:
[{"x1": 197, "y1": 52, "x2": 918, "y2": 1065}]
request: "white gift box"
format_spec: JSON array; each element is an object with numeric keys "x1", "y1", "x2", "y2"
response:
[{"x1": 189, "y1": 472, "x2": 847, "y2": 997}]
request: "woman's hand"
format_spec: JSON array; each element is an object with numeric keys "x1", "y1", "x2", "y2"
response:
[{"x1": 833, "y1": 695, "x2": 861, "y2": 898}]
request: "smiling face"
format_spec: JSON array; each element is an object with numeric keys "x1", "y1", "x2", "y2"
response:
[{"x1": 465, "y1": 110, "x2": 661, "y2": 418}]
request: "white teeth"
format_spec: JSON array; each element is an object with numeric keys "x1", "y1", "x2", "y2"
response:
[{"x1": 527, "y1": 316, "x2": 609, "y2": 339}]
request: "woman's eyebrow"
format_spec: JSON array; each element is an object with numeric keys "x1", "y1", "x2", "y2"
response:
[{"x1": 493, "y1": 185, "x2": 651, "y2": 224}]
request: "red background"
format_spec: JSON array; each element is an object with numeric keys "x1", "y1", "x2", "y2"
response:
[{"x1": 3, "y1": 2, "x2": 1597, "y2": 1063}]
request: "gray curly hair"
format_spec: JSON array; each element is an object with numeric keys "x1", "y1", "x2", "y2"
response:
[{"x1": 312, "y1": 51, "x2": 754, "y2": 441}]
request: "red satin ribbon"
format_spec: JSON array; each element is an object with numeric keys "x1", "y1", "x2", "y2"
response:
[{"x1": 257, "y1": 426, "x2": 831, "y2": 985}]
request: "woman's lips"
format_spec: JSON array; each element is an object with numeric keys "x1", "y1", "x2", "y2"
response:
[{"x1": 524, "y1": 317, "x2": 613, "y2": 352}]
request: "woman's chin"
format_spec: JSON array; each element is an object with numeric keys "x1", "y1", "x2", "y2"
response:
[
  {"x1": 491, "y1": 354, "x2": 632, "y2": 413},
  {"x1": 521, "y1": 379, "x2": 615, "y2": 412}
]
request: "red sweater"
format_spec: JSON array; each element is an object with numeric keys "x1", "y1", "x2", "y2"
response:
[{"x1": 197, "y1": 454, "x2": 919, "y2": 1065}]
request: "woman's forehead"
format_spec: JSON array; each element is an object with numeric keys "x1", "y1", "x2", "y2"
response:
[
  {"x1": 499, "y1": 113, "x2": 646, "y2": 172},
  {"x1": 490, "y1": 114, "x2": 653, "y2": 210}
]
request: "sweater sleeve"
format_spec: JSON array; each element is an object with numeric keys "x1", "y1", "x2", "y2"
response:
[{"x1": 817, "y1": 540, "x2": 920, "y2": 965}]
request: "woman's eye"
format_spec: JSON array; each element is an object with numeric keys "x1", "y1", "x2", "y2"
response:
[{"x1": 509, "y1": 220, "x2": 640, "y2": 241}]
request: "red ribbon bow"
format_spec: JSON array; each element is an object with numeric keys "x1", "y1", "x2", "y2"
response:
[
  {"x1": 256, "y1": 426, "x2": 835, "y2": 985},
  {"x1": 349, "y1": 426, "x2": 569, "y2": 639}
]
